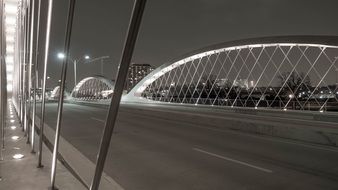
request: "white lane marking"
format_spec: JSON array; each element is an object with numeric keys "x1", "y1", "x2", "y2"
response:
[
  {"x1": 193, "y1": 148, "x2": 273, "y2": 173},
  {"x1": 91, "y1": 117, "x2": 105, "y2": 123},
  {"x1": 191, "y1": 125, "x2": 338, "y2": 153}
]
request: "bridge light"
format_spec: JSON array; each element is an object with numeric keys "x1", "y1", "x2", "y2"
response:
[
  {"x1": 57, "y1": 52, "x2": 65, "y2": 59},
  {"x1": 84, "y1": 55, "x2": 90, "y2": 60},
  {"x1": 13, "y1": 154, "x2": 25, "y2": 160}
]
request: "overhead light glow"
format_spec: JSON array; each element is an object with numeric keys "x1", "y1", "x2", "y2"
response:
[{"x1": 11, "y1": 126, "x2": 17, "y2": 130}]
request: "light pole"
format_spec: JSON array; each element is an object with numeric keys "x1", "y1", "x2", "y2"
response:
[{"x1": 57, "y1": 52, "x2": 90, "y2": 87}]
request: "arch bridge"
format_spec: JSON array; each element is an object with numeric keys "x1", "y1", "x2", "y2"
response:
[
  {"x1": 126, "y1": 36, "x2": 338, "y2": 112},
  {"x1": 71, "y1": 76, "x2": 115, "y2": 100}
]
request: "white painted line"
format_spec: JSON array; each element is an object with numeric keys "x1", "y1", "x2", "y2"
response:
[
  {"x1": 192, "y1": 125, "x2": 338, "y2": 153},
  {"x1": 91, "y1": 117, "x2": 105, "y2": 123},
  {"x1": 193, "y1": 148, "x2": 273, "y2": 173}
]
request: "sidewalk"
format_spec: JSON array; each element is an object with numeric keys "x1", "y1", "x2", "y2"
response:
[{"x1": 0, "y1": 101, "x2": 86, "y2": 190}]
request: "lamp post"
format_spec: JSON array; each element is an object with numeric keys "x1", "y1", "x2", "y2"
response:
[{"x1": 57, "y1": 53, "x2": 90, "y2": 87}]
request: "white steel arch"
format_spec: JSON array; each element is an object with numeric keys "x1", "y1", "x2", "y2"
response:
[
  {"x1": 71, "y1": 76, "x2": 114, "y2": 100},
  {"x1": 126, "y1": 36, "x2": 338, "y2": 112}
]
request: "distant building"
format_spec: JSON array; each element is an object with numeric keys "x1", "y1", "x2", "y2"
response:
[
  {"x1": 126, "y1": 63, "x2": 154, "y2": 91},
  {"x1": 233, "y1": 79, "x2": 249, "y2": 89}
]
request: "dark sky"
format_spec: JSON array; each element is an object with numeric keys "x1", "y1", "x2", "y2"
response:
[{"x1": 41, "y1": 0, "x2": 338, "y2": 88}]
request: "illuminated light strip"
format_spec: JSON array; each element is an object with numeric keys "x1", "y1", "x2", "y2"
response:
[
  {"x1": 134, "y1": 43, "x2": 338, "y2": 96},
  {"x1": 5, "y1": 4, "x2": 18, "y2": 14},
  {"x1": 6, "y1": 35, "x2": 15, "y2": 42}
]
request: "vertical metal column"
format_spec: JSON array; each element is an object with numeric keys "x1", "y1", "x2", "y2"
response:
[
  {"x1": 0, "y1": 4, "x2": 3, "y2": 184},
  {"x1": 0, "y1": 0, "x2": 4, "y2": 162},
  {"x1": 50, "y1": 0, "x2": 76, "y2": 188},
  {"x1": 19, "y1": 2, "x2": 24, "y2": 127},
  {"x1": 90, "y1": 0, "x2": 147, "y2": 189},
  {"x1": 37, "y1": 0, "x2": 54, "y2": 168},
  {"x1": 22, "y1": 3, "x2": 27, "y2": 132},
  {"x1": 25, "y1": 0, "x2": 33, "y2": 144},
  {"x1": 0, "y1": 0, "x2": 5, "y2": 181},
  {"x1": 31, "y1": 0, "x2": 41, "y2": 154},
  {"x1": 28, "y1": 0, "x2": 36, "y2": 147}
]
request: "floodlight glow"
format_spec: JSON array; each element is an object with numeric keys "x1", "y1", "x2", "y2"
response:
[
  {"x1": 5, "y1": 4, "x2": 18, "y2": 14},
  {"x1": 11, "y1": 126, "x2": 17, "y2": 130},
  {"x1": 7, "y1": 84, "x2": 13, "y2": 92},
  {"x1": 7, "y1": 65, "x2": 14, "y2": 72},
  {"x1": 5, "y1": 17, "x2": 16, "y2": 25},
  {"x1": 6, "y1": 35, "x2": 15, "y2": 42},
  {"x1": 6, "y1": 45, "x2": 14, "y2": 53},
  {"x1": 57, "y1": 52, "x2": 65, "y2": 59},
  {"x1": 319, "y1": 110, "x2": 324, "y2": 113},
  {"x1": 10, "y1": 115, "x2": 14, "y2": 118},
  {"x1": 6, "y1": 27, "x2": 16, "y2": 34},
  {"x1": 10, "y1": 119, "x2": 15, "y2": 123},
  {"x1": 5, "y1": 6, "x2": 17, "y2": 14},
  {"x1": 84, "y1": 55, "x2": 90, "y2": 59},
  {"x1": 7, "y1": 74, "x2": 13, "y2": 81},
  {"x1": 13, "y1": 154, "x2": 24, "y2": 160},
  {"x1": 11, "y1": 136, "x2": 19, "y2": 140}
]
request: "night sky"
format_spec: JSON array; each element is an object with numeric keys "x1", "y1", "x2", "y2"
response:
[{"x1": 39, "y1": 0, "x2": 338, "y2": 88}]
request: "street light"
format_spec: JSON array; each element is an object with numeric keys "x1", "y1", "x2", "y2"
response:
[{"x1": 57, "y1": 53, "x2": 90, "y2": 87}]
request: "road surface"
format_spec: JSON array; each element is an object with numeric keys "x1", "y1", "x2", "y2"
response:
[{"x1": 36, "y1": 102, "x2": 338, "y2": 190}]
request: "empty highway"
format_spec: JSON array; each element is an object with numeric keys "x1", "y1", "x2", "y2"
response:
[{"x1": 36, "y1": 102, "x2": 338, "y2": 190}]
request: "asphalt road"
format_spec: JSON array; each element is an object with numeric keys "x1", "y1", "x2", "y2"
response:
[{"x1": 36, "y1": 102, "x2": 338, "y2": 190}]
